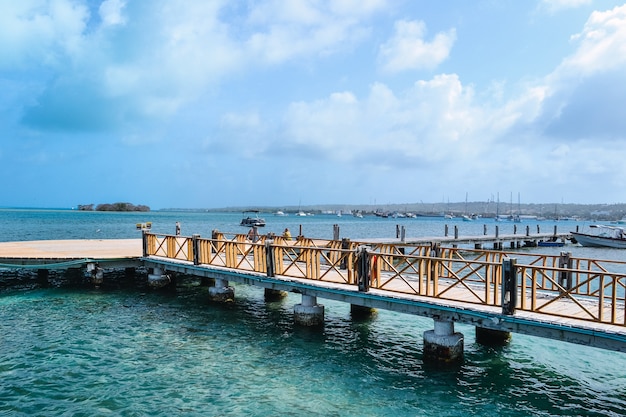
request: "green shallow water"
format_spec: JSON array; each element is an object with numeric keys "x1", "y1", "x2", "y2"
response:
[{"x1": 1, "y1": 285, "x2": 625, "y2": 417}]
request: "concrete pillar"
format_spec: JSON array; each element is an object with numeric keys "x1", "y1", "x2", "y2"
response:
[
  {"x1": 350, "y1": 304, "x2": 376, "y2": 320},
  {"x1": 475, "y1": 327, "x2": 511, "y2": 346},
  {"x1": 87, "y1": 263, "x2": 104, "y2": 287},
  {"x1": 294, "y1": 294, "x2": 324, "y2": 326},
  {"x1": 208, "y1": 278, "x2": 234, "y2": 302},
  {"x1": 264, "y1": 288, "x2": 287, "y2": 302},
  {"x1": 423, "y1": 320, "x2": 464, "y2": 363},
  {"x1": 147, "y1": 267, "x2": 171, "y2": 289}
]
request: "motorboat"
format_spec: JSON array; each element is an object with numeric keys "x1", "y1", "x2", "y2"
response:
[
  {"x1": 240, "y1": 210, "x2": 266, "y2": 227},
  {"x1": 570, "y1": 225, "x2": 626, "y2": 248}
]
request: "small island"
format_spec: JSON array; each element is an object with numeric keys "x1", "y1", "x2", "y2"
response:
[{"x1": 77, "y1": 203, "x2": 150, "y2": 212}]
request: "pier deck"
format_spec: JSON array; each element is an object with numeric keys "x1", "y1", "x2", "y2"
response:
[
  {"x1": 365, "y1": 231, "x2": 570, "y2": 246},
  {"x1": 0, "y1": 234, "x2": 624, "y2": 354},
  {"x1": 0, "y1": 239, "x2": 142, "y2": 267}
]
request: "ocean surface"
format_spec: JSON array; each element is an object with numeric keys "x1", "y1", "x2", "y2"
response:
[{"x1": 0, "y1": 209, "x2": 625, "y2": 416}]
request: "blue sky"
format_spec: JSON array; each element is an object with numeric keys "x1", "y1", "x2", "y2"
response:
[{"x1": 2, "y1": 0, "x2": 626, "y2": 209}]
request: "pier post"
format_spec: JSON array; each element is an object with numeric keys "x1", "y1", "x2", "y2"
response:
[
  {"x1": 333, "y1": 224, "x2": 340, "y2": 240},
  {"x1": 294, "y1": 294, "x2": 324, "y2": 326},
  {"x1": 142, "y1": 230, "x2": 148, "y2": 257},
  {"x1": 356, "y1": 246, "x2": 371, "y2": 291},
  {"x1": 444, "y1": 224, "x2": 448, "y2": 237},
  {"x1": 87, "y1": 263, "x2": 104, "y2": 287},
  {"x1": 423, "y1": 320, "x2": 464, "y2": 363},
  {"x1": 502, "y1": 258, "x2": 517, "y2": 315},
  {"x1": 265, "y1": 239, "x2": 275, "y2": 278},
  {"x1": 192, "y1": 234, "x2": 201, "y2": 265},
  {"x1": 400, "y1": 226, "x2": 406, "y2": 243},
  {"x1": 558, "y1": 252, "x2": 573, "y2": 290},
  {"x1": 147, "y1": 267, "x2": 171, "y2": 289},
  {"x1": 454, "y1": 226, "x2": 458, "y2": 239},
  {"x1": 208, "y1": 278, "x2": 234, "y2": 302}
]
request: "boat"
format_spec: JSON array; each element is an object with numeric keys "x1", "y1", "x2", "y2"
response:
[
  {"x1": 240, "y1": 210, "x2": 266, "y2": 227},
  {"x1": 570, "y1": 225, "x2": 626, "y2": 248},
  {"x1": 537, "y1": 240, "x2": 565, "y2": 247}
]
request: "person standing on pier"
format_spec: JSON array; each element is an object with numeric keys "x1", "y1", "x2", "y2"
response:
[
  {"x1": 283, "y1": 228, "x2": 292, "y2": 240},
  {"x1": 247, "y1": 226, "x2": 259, "y2": 242}
]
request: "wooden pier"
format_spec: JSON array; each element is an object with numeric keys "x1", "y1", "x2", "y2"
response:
[
  {"x1": 0, "y1": 232, "x2": 624, "y2": 360},
  {"x1": 371, "y1": 223, "x2": 572, "y2": 249}
]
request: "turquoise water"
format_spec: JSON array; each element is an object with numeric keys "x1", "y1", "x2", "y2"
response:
[{"x1": 1, "y1": 209, "x2": 625, "y2": 416}]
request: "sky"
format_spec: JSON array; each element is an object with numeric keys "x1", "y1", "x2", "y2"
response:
[{"x1": 2, "y1": 0, "x2": 626, "y2": 209}]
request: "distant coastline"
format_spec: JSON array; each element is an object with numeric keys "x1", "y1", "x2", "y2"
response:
[
  {"x1": 160, "y1": 201, "x2": 626, "y2": 222},
  {"x1": 77, "y1": 203, "x2": 150, "y2": 212}
]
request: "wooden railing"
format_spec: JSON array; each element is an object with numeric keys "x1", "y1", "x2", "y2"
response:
[{"x1": 143, "y1": 232, "x2": 626, "y2": 327}]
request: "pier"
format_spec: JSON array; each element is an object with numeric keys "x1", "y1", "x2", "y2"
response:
[
  {"x1": 0, "y1": 231, "x2": 624, "y2": 363},
  {"x1": 373, "y1": 223, "x2": 572, "y2": 250}
]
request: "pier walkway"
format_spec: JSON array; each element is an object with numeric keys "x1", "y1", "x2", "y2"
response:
[{"x1": 0, "y1": 232, "x2": 624, "y2": 358}]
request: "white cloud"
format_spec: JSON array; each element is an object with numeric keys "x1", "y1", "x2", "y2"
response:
[
  {"x1": 562, "y1": 4, "x2": 626, "y2": 75},
  {"x1": 378, "y1": 20, "x2": 456, "y2": 73},
  {"x1": 0, "y1": 0, "x2": 89, "y2": 68},
  {"x1": 281, "y1": 74, "x2": 489, "y2": 166},
  {"x1": 99, "y1": 0, "x2": 126, "y2": 27},
  {"x1": 528, "y1": 4, "x2": 626, "y2": 140},
  {"x1": 244, "y1": 0, "x2": 383, "y2": 63},
  {"x1": 14, "y1": 0, "x2": 386, "y2": 132}
]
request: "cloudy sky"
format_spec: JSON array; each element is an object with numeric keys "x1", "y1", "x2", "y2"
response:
[{"x1": 2, "y1": 0, "x2": 626, "y2": 209}]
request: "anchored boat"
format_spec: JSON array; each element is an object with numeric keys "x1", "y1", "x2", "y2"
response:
[{"x1": 570, "y1": 225, "x2": 626, "y2": 248}]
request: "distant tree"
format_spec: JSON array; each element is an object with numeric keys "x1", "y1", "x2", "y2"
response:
[{"x1": 95, "y1": 202, "x2": 150, "y2": 212}]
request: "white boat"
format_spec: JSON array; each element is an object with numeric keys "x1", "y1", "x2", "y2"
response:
[{"x1": 570, "y1": 225, "x2": 626, "y2": 249}]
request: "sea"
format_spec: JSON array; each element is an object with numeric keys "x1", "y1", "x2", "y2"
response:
[{"x1": 0, "y1": 208, "x2": 625, "y2": 417}]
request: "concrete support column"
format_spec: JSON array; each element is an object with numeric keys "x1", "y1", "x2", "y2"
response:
[
  {"x1": 423, "y1": 320, "x2": 464, "y2": 363},
  {"x1": 294, "y1": 295, "x2": 324, "y2": 326},
  {"x1": 208, "y1": 278, "x2": 235, "y2": 302},
  {"x1": 264, "y1": 288, "x2": 287, "y2": 302},
  {"x1": 87, "y1": 263, "x2": 104, "y2": 287},
  {"x1": 147, "y1": 267, "x2": 171, "y2": 289},
  {"x1": 475, "y1": 327, "x2": 511, "y2": 346}
]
